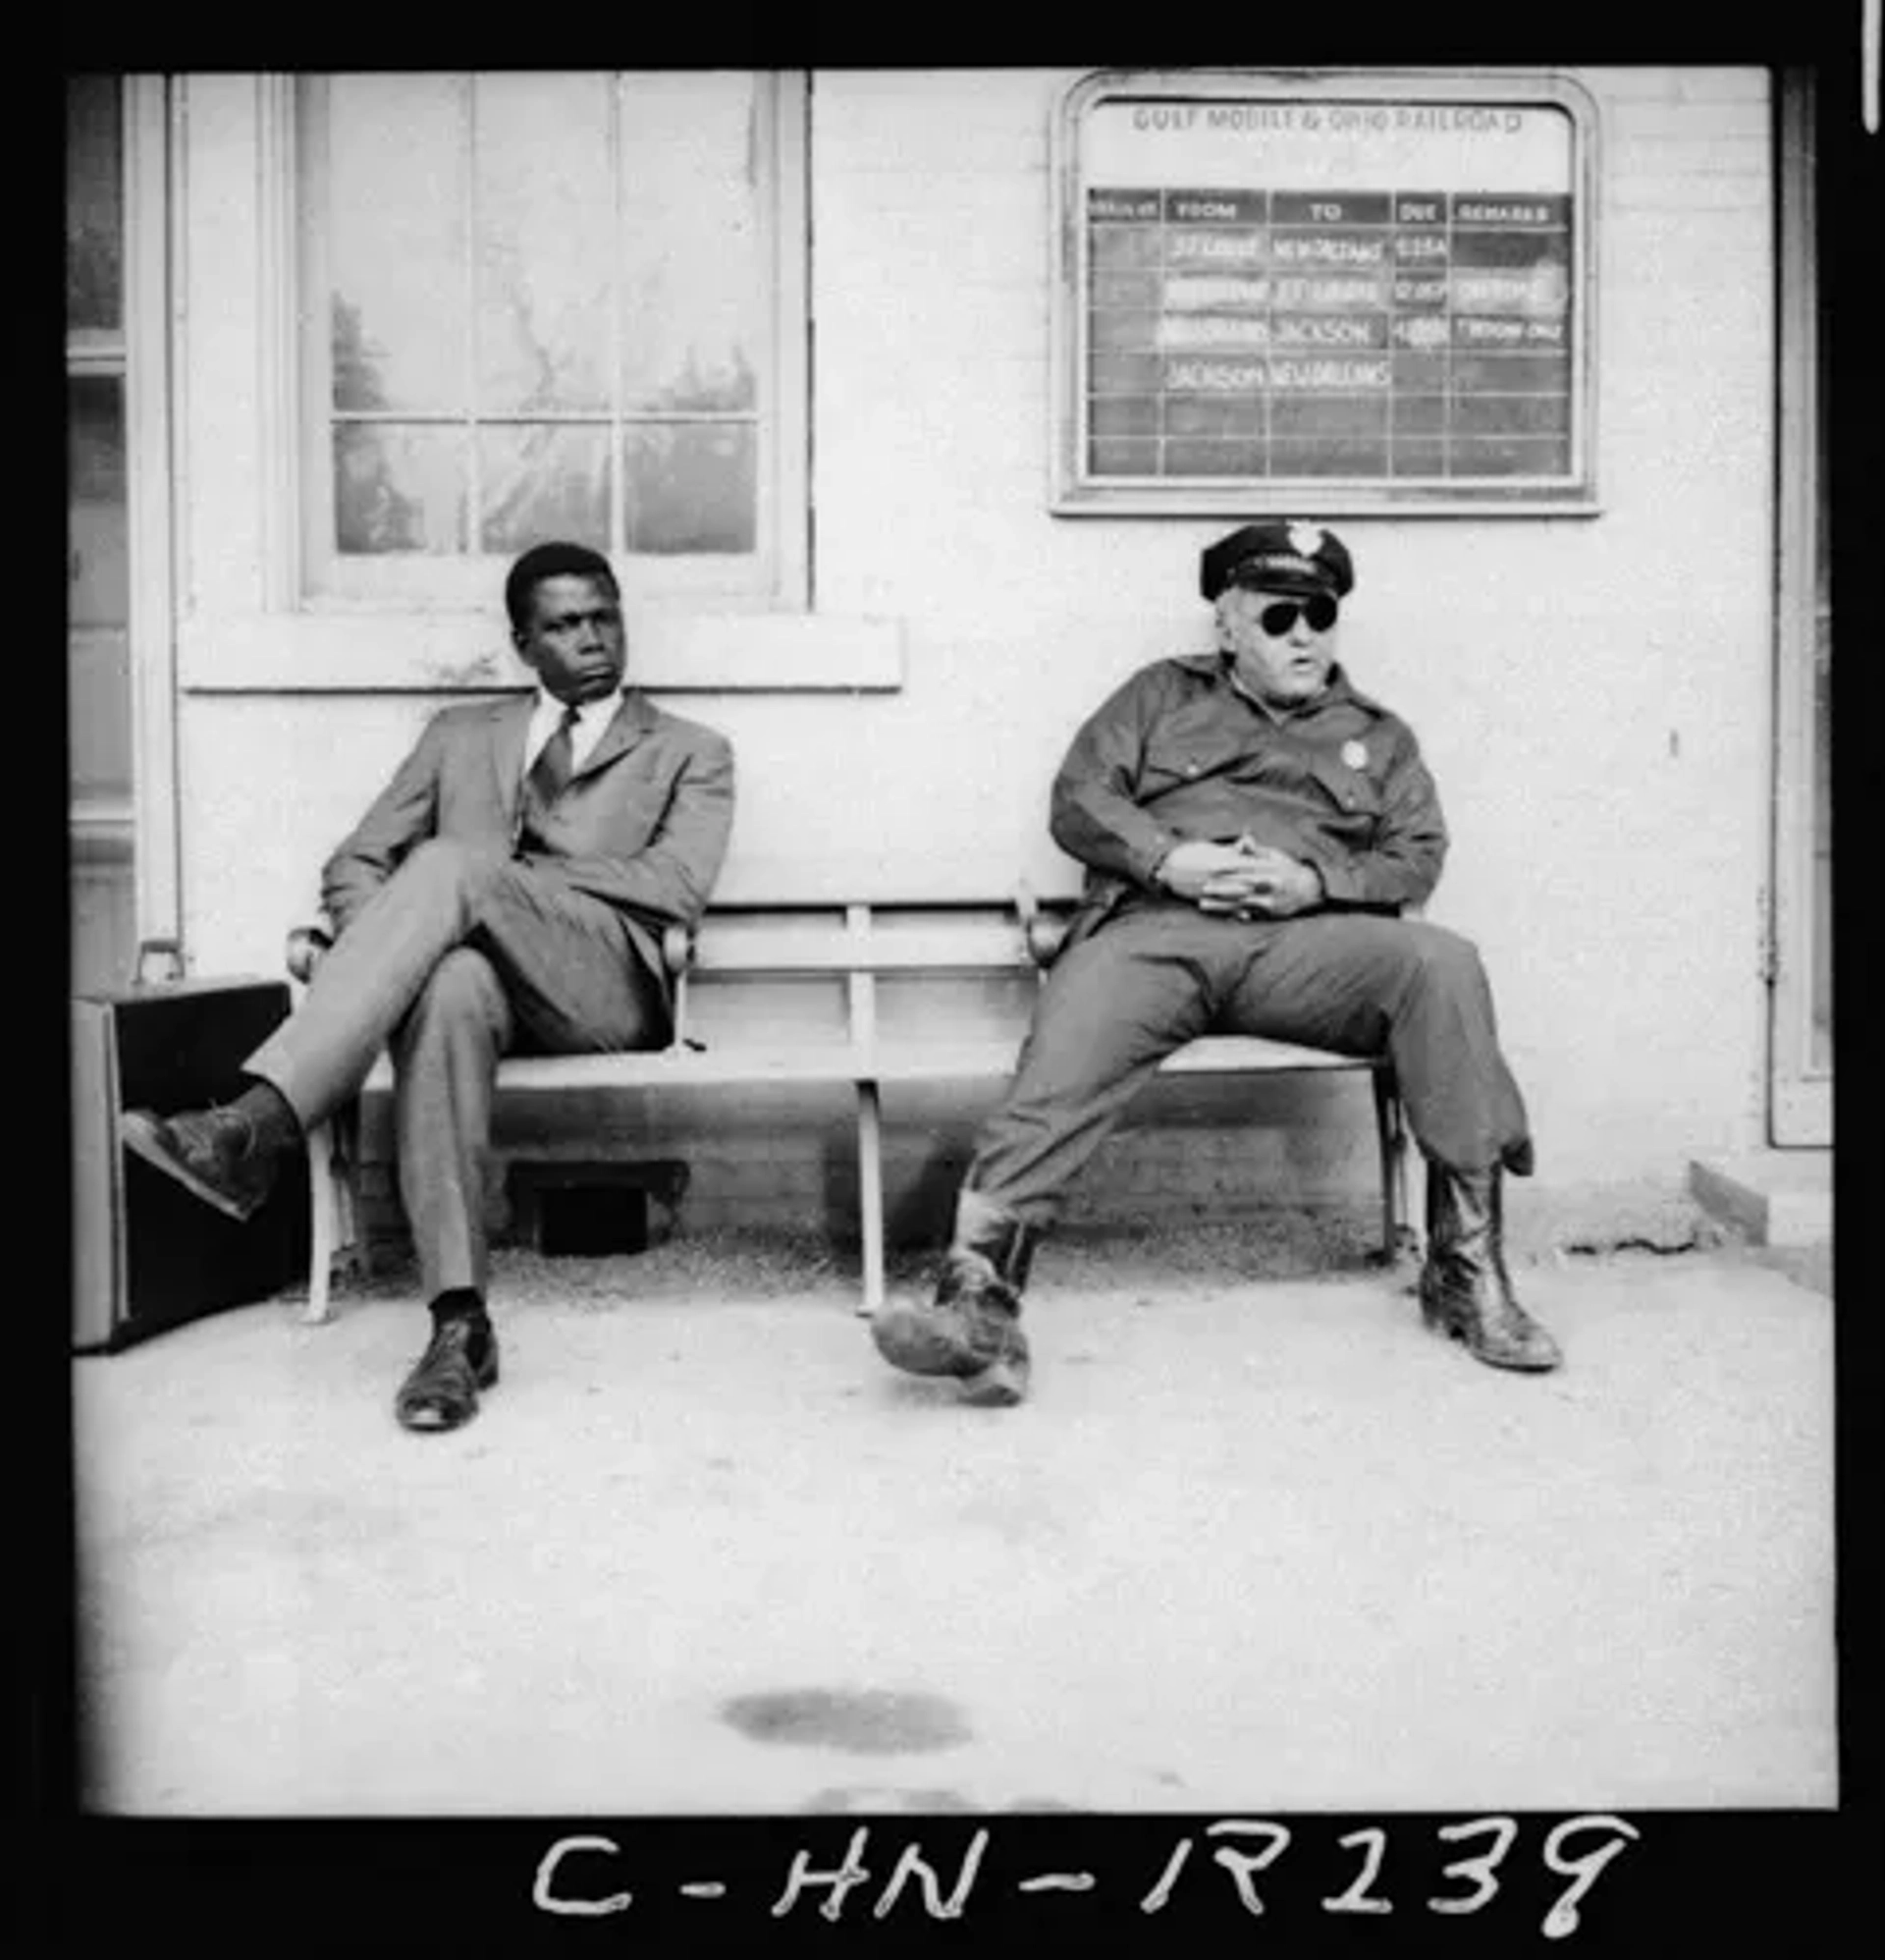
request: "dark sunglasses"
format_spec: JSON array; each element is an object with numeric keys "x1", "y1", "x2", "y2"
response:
[{"x1": 1253, "y1": 593, "x2": 1339, "y2": 635}]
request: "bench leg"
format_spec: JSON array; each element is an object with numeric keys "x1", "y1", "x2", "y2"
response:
[
  {"x1": 1392, "y1": 1107, "x2": 1416, "y2": 1262},
  {"x1": 1372, "y1": 1067, "x2": 1405, "y2": 1266},
  {"x1": 333, "y1": 1101, "x2": 361, "y2": 1270},
  {"x1": 301, "y1": 1106, "x2": 364, "y2": 1326},
  {"x1": 303, "y1": 1120, "x2": 341, "y2": 1325},
  {"x1": 855, "y1": 1080, "x2": 886, "y2": 1318}
]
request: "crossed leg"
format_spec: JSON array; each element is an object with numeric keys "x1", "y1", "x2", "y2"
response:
[{"x1": 247, "y1": 840, "x2": 668, "y2": 1298}]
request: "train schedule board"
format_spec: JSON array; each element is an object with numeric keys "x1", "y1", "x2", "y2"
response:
[{"x1": 1050, "y1": 72, "x2": 1599, "y2": 515}]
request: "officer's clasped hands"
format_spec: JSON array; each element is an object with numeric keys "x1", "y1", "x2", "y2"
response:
[{"x1": 1160, "y1": 837, "x2": 1322, "y2": 918}]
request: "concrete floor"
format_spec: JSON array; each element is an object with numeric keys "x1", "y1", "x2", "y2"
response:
[{"x1": 71, "y1": 1229, "x2": 1836, "y2": 1818}]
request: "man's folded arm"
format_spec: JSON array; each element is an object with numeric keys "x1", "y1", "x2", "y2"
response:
[
  {"x1": 552, "y1": 734, "x2": 736, "y2": 929},
  {"x1": 1306, "y1": 731, "x2": 1449, "y2": 911},
  {"x1": 320, "y1": 719, "x2": 446, "y2": 936},
  {"x1": 1048, "y1": 670, "x2": 1180, "y2": 889}
]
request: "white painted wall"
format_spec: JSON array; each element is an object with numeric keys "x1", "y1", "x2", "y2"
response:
[{"x1": 175, "y1": 66, "x2": 1777, "y2": 1231}]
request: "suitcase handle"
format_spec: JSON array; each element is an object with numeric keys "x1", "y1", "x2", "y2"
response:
[{"x1": 134, "y1": 937, "x2": 186, "y2": 988}]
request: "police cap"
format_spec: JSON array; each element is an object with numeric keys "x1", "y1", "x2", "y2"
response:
[{"x1": 1200, "y1": 518, "x2": 1355, "y2": 602}]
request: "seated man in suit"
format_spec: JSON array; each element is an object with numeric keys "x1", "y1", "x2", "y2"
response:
[
  {"x1": 124, "y1": 541, "x2": 736, "y2": 1433},
  {"x1": 870, "y1": 518, "x2": 1559, "y2": 1409}
]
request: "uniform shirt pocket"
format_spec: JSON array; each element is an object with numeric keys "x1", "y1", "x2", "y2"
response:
[
  {"x1": 1142, "y1": 734, "x2": 1224, "y2": 794},
  {"x1": 1306, "y1": 753, "x2": 1385, "y2": 828},
  {"x1": 1145, "y1": 716, "x2": 1289, "y2": 789}
]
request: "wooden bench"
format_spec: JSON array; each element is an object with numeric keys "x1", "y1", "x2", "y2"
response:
[{"x1": 291, "y1": 886, "x2": 1412, "y2": 1324}]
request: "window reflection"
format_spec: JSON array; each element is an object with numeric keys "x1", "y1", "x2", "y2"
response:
[
  {"x1": 475, "y1": 73, "x2": 614, "y2": 414},
  {"x1": 67, "y1": 77, "x2": 137, "y2": 997},
  {"x1": 617, "y1": 74, "x2": 763, "y2": 414},
  {"x1": 624, "y1": 424, "x2": 756, "y2": 554},
  {"x1": 334, "y1": 425, "x2": 467, "y2": 554},
  {"x1": 69, "y1": 375, "x2": 134, "y2": 807},
  {"x1": 323, "y1": 75, "x2": 467, "y2": 414},
  {"x1": 69, "y1": 376, "x2": 129, "y2": 629},
  {"x1": 479, "y1": 425, "x2": 610, "y2": 554},
  {"x1": 66, "y1": 75, "x2": 123, "y2": 332},
  {"x1": 305, "y1": 72, "x2": 768, "y2": 566}
]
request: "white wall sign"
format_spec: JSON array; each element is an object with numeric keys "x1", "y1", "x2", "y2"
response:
[{"x1": 1051, "y1": 72, "x2": 1599, "y2": 515}]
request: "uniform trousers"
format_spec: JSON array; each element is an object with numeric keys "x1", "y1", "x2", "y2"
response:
[
  {"x1": 242, "y1": 840, "x2": 668, "y2": 1299},
  {"x1": 963, "y1": 899, "x2": 1531, "y2": 1229}
]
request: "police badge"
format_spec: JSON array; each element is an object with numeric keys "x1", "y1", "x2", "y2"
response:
[
  {"x1": 1287, "y1": 522, "x2": 1326, "y2": 559},
  {"x1": 1341, "y1": 738, "x2": 1369, "y2": 770}
]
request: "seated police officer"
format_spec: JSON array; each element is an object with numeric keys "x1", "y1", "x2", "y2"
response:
[{"x1": 870, "y1": 517, "x2": 1560, "y2": 1407}]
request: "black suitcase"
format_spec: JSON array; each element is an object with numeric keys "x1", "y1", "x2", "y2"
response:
[{"x1": 72, "y1": 973, "x2": 310, "y2": 1352}]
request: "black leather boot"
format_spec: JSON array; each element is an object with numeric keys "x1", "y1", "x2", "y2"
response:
[
  {"x1": 1419, "y1": 1163, "x2": 1563, "y2": 1372},
  {"x1": 871, "y1": 1195, "x2": 1037, "y2": 1407}
]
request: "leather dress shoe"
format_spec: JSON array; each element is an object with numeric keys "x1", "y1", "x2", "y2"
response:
[
  {"x1": 121, "y1": 1105, "x2": 279, "y2": 1223},
  {"x1": 396, "y1": 1315, "x2": 500, "y2": 1433}
]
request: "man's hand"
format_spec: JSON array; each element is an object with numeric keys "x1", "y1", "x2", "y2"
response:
[
  {"x1": 1157, "y1": 839, "x2": 1266, "y2": 903},
  {"x1": 1159, "y1": 838, "x2": 1323, "y2": 918},
  {"x1": 1215, "y1": 842, "x2": 1322, "y2": 918}
]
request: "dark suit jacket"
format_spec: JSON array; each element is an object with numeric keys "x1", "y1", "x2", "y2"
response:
[{"x1": 319, "y1": 689, "x2": 735, "y2": 1002}]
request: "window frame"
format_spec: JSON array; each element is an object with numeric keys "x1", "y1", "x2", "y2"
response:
[
  {"x1": 66, "y1": 75, "x2": 182, "y2": 954},
  {"x1": 173, "y1": 74, "x2": 898, "y2": 695},
  {"x1": 1049, "y1": 67, "x2": 1602, "y2": 517},
  {"x1": 294, "y1": 70, "x2": 810, "y2": 614},
  {"x1": 1768, "y1": 67, "x2": 1830, "y2": 1145}
]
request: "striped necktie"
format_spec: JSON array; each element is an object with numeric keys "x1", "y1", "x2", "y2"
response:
[{"x1": 517, "y1": 704, "x2": 581, "y2": 854}]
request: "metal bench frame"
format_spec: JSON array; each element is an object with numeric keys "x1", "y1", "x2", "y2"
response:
[{"x1": 292, "y1": 887, "x2": 1412, "y2": 1323}]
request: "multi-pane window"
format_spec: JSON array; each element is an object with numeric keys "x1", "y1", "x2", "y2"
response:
[
  {"x1": 67, "y1": 75, "x2": 138, "y2": 993},
  {"x1": 296, "y1": 73, "x2": 804, "y2": 607}
]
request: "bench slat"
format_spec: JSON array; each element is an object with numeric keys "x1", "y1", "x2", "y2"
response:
[
  {"x1": 365, "y1": 1042, "x2": 1028, "y2": 1092},
  {"x1": 1162, "y1": 1036, "x2": 1375, "y2": 1072},
  {"x1": 686, "y1": 922, "x2": 1032, "y2": 975},
  {"x1": 359, "y1": 1035, "x2": 1375, "y2": 1096}
]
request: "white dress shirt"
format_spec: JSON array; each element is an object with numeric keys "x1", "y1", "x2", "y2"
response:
[{"x1": 521, "y1": 685, "x2": 623, "y2": 785}]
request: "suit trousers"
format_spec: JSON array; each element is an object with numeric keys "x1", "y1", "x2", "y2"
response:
[
  {"x1": 243, "y1": 841, "x2": 668, "y2": 1299},
  {"x1": 963, "y1": 899, "x2": 1532, "y2": 1229}
]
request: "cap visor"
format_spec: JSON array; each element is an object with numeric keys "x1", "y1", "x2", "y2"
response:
[{"x1": 1232, "y1": 569, "x2": 1332, "y2": 597}]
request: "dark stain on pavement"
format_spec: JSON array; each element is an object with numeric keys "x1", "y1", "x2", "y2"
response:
[
  {"x1": 721, "y1": 1687, "x2": 972, "y2": 1756},
  {"x1": 802, "y1": 1786, "x2": 978, "y2": 1814}
]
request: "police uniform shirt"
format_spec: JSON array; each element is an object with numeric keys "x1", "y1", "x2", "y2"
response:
[{"x1": 1049, "y1": 654, "x2": 1449, "y2": 912}]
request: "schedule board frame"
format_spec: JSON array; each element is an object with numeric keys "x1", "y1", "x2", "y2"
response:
[{"x1": 1050, "y1": 69, "x2": 1601, "y2": 516}]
